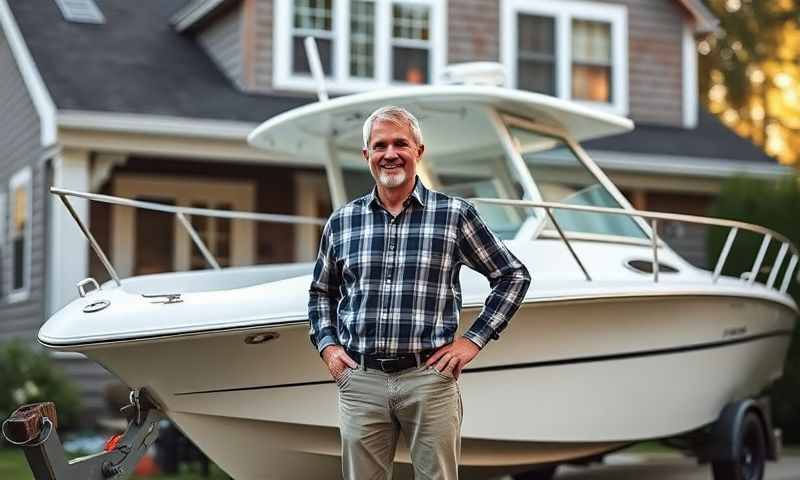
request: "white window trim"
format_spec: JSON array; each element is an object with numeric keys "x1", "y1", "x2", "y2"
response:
[
  {"x1": 274, "y1": 0, "x2": 447, "y2": 93},
  {"x1": 501, "y1": 0, "x2": 628, "y2": 116},
  {"x1": 7, "y1": 167, "x2": 33, "y2": 303},
  {"x1": 682, "y1": 24, "x2": 698, "y2": 128}
]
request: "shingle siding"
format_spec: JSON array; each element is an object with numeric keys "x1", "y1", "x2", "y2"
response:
[
  {"x1": 0, "y1": 27, "x2": 46, "y2": 342},
  {"x1": 448, "y1": 0, "x2": 499, "y2": 64},
  {"x1": 623, "y1": 0, "x2": 684, "y2": 126},
  {"x1": 197, "y1": 5, "x2": 245, "y2": 89},
  {"x1": 251, "y1": 0, "x2": 274, "y2": 92}
]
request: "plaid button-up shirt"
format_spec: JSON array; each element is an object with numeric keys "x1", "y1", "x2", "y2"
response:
[{"x1": 308, "y1": 177, "x2": 531, "y2": 355}]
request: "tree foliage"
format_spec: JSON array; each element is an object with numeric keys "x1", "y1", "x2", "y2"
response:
[
  {"x1": 707, "y1": 175, "x2": 800, "y2": 441},
  {"x1": 0, "y1": 339, "x2": 80, "y2": 442},
  {"x1": 700, "y1": 0, "x2": 800, "y2": 165}
]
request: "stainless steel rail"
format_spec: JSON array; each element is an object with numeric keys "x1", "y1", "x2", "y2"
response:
[
  {"x1": 51, "y1": 187, "x2": 327, "y2": 284},
  {"x1": 50, "y1": 187, "x2": 799, "y2": 296},
  {"x1": 470, "y1": 197, "x2": 800, "y2": 294}
]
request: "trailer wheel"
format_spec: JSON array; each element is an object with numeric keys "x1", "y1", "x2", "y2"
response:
[
  {"x1": 712, "y1": 411, "x2": 766, "y2": 480},
  {"x1": 512, "y1": 464, "x2": 557, "y2": 480}
]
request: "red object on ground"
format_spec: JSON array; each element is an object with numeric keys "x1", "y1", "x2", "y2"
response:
[
  {"x1": 134, "y1": 454, "x2": 161, "y2": 476},
  {"x1": 103, "y1": 433, "x2": 122, "y2": 452}
]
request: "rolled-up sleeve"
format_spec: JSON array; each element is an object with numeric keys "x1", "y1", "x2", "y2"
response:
[
  {"x1": 457, "y1": 203, "x2": 531, "y2": 348},
  {"x1": 308, "y1": 218, "x2": 341, "y2": 353}
]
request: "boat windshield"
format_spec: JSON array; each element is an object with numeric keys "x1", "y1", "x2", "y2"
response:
[
  {"x1": 508, "y1": 123, "x2": 647, "y2": 239},
  {"x1": 337, "y1": 106, "x2": 643, "y2": 241}
]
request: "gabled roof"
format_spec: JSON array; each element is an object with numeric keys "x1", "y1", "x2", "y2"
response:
[
  {"x1": 7, "y1": 0, "x2": 310, "y2": 123},
  {"x1": 584, "y1": 108, "x2": 775, "y2": 164},
  {"x1": 675, "y1": 0, "x2": 719, "y2": 34}
]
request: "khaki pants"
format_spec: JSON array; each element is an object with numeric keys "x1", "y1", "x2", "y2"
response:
[{"x1": 336, "y1": 364, "x2": 462, "y2": 480}]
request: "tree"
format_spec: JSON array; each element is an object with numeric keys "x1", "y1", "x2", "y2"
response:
[{"x1": 699, "y1": 0, "x2": 800, "y2": 165}]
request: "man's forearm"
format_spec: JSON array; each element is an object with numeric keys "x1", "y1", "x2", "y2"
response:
[
  {"x1": 464, "y1": 266, "x2": 531, "y2": 347},
  {"x1": 308, "y1": 288, "x2": 341, "y2": 352}
]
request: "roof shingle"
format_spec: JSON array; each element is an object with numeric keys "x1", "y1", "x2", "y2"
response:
[{"x1": 9, "y1": 0, "x2": 312, "y2": 122}]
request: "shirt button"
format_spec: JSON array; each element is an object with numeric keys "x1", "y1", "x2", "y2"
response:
[{"x1": 386, "y1": 278, "x2": 391, "y2": 283}]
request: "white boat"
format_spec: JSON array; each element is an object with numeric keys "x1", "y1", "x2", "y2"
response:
[{"x1": 38, "y1": 78, "x2": 797, "y2": 480}]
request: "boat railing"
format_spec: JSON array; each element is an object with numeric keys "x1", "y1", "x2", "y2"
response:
[
  {"x1": 469, "y1": 197, "x2": 799, "y2": 295},
  {"x1": 51, "y1": 188, "x2": 798, "y2": 296},
  {"x1": 51, "y1": 187, "x2": 327, "y2": 288}
]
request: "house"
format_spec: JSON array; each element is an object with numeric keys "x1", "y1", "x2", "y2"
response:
[{"x1": 0, "y1": 0, "x2": 791, "y2": 419}]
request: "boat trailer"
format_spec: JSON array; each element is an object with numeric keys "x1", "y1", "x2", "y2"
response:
[{"x1": 2, "y1": 389, "x2": 163, "y2": 480}]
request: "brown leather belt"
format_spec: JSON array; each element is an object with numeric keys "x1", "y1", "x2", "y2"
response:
[{"x1": 347, "y1": 350, "x2": 434, "y2": 373}]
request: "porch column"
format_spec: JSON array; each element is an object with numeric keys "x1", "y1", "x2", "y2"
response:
[
  {"x1": 631, "y1": 189, "x2": 647, "y2": 211},
  {"x1": 47, "y1": 148, "x2": 90, "y2": 315}
]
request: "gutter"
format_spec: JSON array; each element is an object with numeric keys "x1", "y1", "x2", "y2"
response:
[
  {"x1": 588, "y1": 150, "x2": 793, "y2": 179},
  {"x1": 675, "y1": 0, "x2": 720, "y2": 35},
  {"x1": 57, "y1": 110, "x2": 257, "y2": 141}
]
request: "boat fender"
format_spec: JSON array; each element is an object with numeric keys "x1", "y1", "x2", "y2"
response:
[{"x1": 708, "y1": 398, "x2": 777, "y2": 463}]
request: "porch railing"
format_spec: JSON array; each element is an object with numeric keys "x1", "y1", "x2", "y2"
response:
[
  {"x1": 51, "y1": 187, "x2": 327, "y2": 288},
  {"x1": 469, "y1": 198, "x2": 799, "y2": 295}
]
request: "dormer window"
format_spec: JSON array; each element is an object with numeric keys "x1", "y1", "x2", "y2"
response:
[
  {"x1": 274, "y1": 0, "x2": 445, "y2": 93},
  {"x1": 502, "y1": 0, "x2": 628, "y2": 116}
]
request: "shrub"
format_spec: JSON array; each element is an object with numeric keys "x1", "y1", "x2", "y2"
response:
[
  {"x1": 0, "y1": 339, "x2": 80, "y2": 443},
  {"x1": 707, "y1": 174, "x2": 800, "y2": 442}
]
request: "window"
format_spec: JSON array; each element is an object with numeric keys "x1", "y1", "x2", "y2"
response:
[
  {"x1": 571, "y1": 19, "x2": 612, "y2": 102},
  {"x1": 8, "y1": 168, "x2": 32, "y2": 302},
  {"x1": 502, "y1": 0, "x2": 627, "y2": 115},
  {"x1": 350, "y1": 0, "x2": 375, "y2": 78},
  {"x1": 517, "y1": 14, "x2": 555, "y2": 95},
  {"x1": 291, "y1": 0, "x2": 334, "y2": 75},
  {"x1": 112, "y1": 175, "x2": 255, "y2": 278},
  {"x1": 275, "y1": 0, "x2": 445, "y2": 92},
  {"x1": 391, "y1": 3, "x2": 431, "y2": 83},
  {"x1": 189, "y1": 202, "x2": 233, "y2": 270}
]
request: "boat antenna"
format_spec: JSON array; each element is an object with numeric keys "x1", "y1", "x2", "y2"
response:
[{"x1": 304, "y1": 37, "x2": 329, "y2": 102}]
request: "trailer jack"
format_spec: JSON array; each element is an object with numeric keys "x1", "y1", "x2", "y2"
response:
[{"x1": 2, "y1": 389, "x2": 163, "y2": 480}]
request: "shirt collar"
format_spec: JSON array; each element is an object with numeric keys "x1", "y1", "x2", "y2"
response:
[{"x1": 368, "y1": 175, "x2": 428, "y2": 210}]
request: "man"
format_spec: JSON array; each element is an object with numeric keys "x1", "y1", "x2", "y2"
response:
[{"x1": 308, "y1": 105, "x2": 530, "y2": 480}]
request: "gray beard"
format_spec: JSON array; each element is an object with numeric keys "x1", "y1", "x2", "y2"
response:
[{"x1": 377, "y1": 169, "x2": 407, "y2": 188}]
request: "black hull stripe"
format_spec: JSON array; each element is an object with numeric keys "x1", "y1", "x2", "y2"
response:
[{"x1": 174, "y1": 329, "x2": 794, "y2": 397}]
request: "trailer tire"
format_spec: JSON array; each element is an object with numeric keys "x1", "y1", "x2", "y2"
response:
[
  {"x1": 711, "y1": 411, "x2": 766, "y2": 480},
  {"x1": 512, "y1": 464, "x2": 557, "y2": 480}
]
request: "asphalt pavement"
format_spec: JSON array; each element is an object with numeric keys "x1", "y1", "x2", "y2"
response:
[
  {"x1": 498, "y1": 453, "x2": 800, "y2": 480},
  {"x1": 544, "y1": 453, "x2": 800, "y2": 480}
]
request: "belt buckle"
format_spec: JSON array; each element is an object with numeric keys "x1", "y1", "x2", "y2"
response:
[{"x1": 378, "y1": 358, "x2": 400, "y2": 373}]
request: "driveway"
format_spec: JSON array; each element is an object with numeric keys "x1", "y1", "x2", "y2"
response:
[{"x1": 546, "y1": 453, "x2": 800, "y2": 480}]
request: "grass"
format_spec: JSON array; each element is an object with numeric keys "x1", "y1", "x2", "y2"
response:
[
  {"x1": 0, "y1": 448, "x2": 230, "y2": 479},
  {"x1": 0, "y1": 449, "x2": 33, "y2": 480}
]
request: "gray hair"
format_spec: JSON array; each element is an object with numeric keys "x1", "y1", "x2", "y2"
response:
[{"x1": 362, "y1": 105, "x2": 423, "y2": 149}]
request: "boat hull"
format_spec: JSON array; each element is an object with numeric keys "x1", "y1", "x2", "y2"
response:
[{"x1": 71, "y1": 293, "x2": 794, "y2": 479}]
